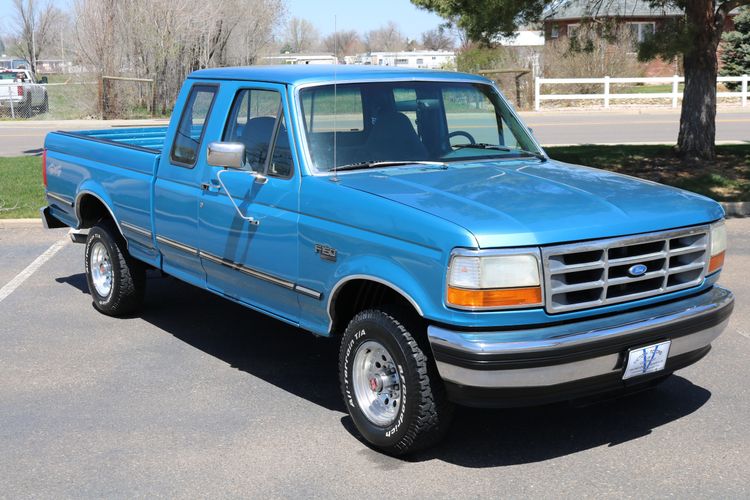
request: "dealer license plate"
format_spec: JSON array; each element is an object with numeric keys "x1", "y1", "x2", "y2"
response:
[{"x1": 622, "y1": 340, "x2": 671, "y2": 380}]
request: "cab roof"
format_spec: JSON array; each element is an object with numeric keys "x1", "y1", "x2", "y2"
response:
[{"x1": 188, "y1": 65, "x2": 490, "y2": 87}]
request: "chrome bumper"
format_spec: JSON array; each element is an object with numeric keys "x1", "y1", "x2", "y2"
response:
[{"x1": 428, "y1": 286, "x2": 733, "y2": 404}]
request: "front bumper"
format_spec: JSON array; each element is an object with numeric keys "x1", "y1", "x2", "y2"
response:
[{"x1": 428, "y1": 286, "x2": 734, "y2": 407}]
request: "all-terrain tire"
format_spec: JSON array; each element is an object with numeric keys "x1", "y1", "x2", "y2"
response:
[
  {"x1": 84, "y1": 221, "x2": 145, "y2": 316},
  {"x1": 339, "y1": 308, "x2": 454, "y2": 455}
]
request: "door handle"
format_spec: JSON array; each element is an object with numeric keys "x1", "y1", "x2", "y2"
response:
[{"x1": 201, "y1": 181, "x2": 221, "y2": 193}]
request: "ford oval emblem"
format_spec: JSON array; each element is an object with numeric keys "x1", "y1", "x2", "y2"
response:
[{"x1": 628, "y1": 264, "x2": 648, "y2": 277}]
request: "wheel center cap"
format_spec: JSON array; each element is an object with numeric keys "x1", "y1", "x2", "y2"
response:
[{"x1": 369, "y1": 377, "x2": 381, "y2": 392}]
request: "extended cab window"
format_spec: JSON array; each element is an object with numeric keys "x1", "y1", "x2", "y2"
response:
[
  {"x1": 224, "y1": 89, "x2": 282, "y2": 173},
  {"x1": 170, "y1": 85, "x2": 216, "y2": 167}
]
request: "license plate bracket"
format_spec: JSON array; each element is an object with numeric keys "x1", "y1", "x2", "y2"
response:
[{"x1": 622, "y1": 340, "x2": 672, "y2": 380}]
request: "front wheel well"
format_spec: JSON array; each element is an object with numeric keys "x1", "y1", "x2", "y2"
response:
[{"x1": 329, "y1": 279, "x2": 422, "y2": 336}]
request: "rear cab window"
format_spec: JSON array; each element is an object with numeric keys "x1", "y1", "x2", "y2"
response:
[{"x1": 170, "y1": 85, "x2": 217, "y2": 167}]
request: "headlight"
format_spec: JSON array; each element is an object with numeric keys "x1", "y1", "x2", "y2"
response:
[
  {"x1": 446, "y1": 249, "x2": 543, "y2": 310},
  {"x1": 708, "y1": 220, "x2": 727, "y2": 274}
]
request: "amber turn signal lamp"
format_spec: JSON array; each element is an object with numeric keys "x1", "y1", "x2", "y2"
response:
[
  {"x1": 708, "y1": 251, "x2": 725, "y2": 274},
  {"x1": 447, "y1": 286, "x2": 543, "y2": 309}
]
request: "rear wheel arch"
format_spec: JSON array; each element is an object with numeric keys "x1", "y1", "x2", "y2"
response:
[{"x1": 75, "y1": 191, "x2": 126, "y2": 242}]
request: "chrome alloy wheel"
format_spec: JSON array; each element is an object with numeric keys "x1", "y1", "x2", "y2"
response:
[
  {"x1": 352, "y1": 340, "x2": 402, "y2": 426},
  {"x1": 90, "y1": 241, "x2": 113, "y2": 297}
]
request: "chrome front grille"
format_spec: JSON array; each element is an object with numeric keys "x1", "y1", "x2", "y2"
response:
[{"x1": 542, "y1": 226, "x2": 710, "y2": 314}]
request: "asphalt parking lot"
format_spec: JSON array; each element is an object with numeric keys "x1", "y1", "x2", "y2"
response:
[{"x1": 1, "y1": 220, "x2": 749, "y2": 498}]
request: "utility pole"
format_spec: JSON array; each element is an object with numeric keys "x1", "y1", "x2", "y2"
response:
[{"x1": 31, "y1": 21, "x2": 36, "y2": 78}]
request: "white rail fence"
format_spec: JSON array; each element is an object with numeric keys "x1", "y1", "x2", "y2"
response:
[{"x1": 534, "y1": 75, "x2": 749, "y2": 110}]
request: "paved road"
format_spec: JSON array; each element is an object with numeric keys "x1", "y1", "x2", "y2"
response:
[
  {"x1": 0, "y1": 119, "x2": 169, "y2": 157},
  {"x1": 520, "y1": 108, "x2": 750, "y2": 146},
  {"x1": 1, "y1": 220, "x2": 748, "y2": 497},
  {"x1": 1, "y1": 109, "x2": 748, "y2": 156}
]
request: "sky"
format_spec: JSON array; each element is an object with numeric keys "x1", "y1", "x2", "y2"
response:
[
  {"x1": 0, "y1": 0, "x2": 448, "y2": 40},
  {"x1": 284, "y1": 0, "x2": 447, "y2": 39}
]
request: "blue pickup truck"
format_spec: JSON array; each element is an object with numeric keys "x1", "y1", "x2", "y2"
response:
[{"x1": 41, "y1": 65, "x2": 733, "y2": 455}]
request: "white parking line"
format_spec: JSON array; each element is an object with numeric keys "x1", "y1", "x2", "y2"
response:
[{"x1": 0, "y1": 238, "x2": 68, "y2": 304}]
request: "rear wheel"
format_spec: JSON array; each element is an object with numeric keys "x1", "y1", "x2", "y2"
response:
[
  {"x1": 339, "y1": 308, "x2": 453, "y2": 455},
  {"x1": 84, "y1": 221, "x2": 145, "y2": 316}
]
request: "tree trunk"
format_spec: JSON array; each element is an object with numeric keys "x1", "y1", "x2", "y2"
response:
[{"x1": 677, "y1": 0, "x2": 722, "y2": 160}]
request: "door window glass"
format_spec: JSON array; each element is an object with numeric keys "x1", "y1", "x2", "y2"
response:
[
  {"x1": 224, "y1": 89, "x2": 281, "y2": 172},
  {"x1": 269, "y1": 114, "x2": 293, "y2": 178}
]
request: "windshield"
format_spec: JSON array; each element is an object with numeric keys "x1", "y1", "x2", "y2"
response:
[{"x1": 298, "y1": 81, "x2": 541, "y2": 172}]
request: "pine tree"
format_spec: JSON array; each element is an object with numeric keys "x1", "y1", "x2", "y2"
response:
[{"x1": 720, "y1": 7, "x2": 750, "y2": 91}]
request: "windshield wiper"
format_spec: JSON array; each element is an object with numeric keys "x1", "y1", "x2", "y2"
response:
[
  {"x1": 452, "y1": 143, "x2": 512, "y2": 151},
  {"x1": 452, "y1": 143, "x2": 547, "y2": 162},
  {"x1": 334, "y1": 160, "x2": 447, "y2": 172}
]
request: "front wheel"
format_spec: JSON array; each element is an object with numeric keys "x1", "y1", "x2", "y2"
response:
[
  {"x1": 339, "y1": 309, "x2": 453, "y2": 455},
  {"x1": 84, "y1": 221, "x2": 145, "y2": 316}
]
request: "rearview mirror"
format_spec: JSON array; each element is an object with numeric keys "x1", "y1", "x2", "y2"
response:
[{"x1": 207, "y1": 142, "x2": 245, "y2": 169}]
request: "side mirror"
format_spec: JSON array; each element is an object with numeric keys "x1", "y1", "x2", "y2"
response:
[
  {"x1": 207, "y1": 141, "x2": 245, "y2": 169},
  {"x1": 40, "y1": 76, "x2": 48, "y2": 84}
]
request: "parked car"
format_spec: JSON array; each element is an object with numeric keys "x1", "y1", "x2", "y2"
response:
[
  {"x1": 41, "y1": 65, "x2": 734, "y2": 455},
  {"x1": 0, "y1": 69, "x2": 48, "y2": 116}
]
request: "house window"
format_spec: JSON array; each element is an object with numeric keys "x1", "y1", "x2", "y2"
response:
[
  {"x1": 567, "y1": 24, "x2": 580, "y2": 38},
  {"x1": 551, "y1": 23, "x2": 560, "y2": 38},
  {"x1": 628, "y1": 22, "x2": 655, "y2": 43}
]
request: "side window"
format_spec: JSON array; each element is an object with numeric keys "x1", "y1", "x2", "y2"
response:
[
  {"x1": 170, "y1": 85, "x2": 216, "y2": 167},
  {"x1": 223, "y1": 89, "x2": 281, "y2": 172},
  {"x1": 268, "y1": 114, "x2": 293, "y2": 178}
]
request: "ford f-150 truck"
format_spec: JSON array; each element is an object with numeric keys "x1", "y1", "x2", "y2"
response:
[{"x1": 41, "y1": 65, "x2": 734, "y2": 455}]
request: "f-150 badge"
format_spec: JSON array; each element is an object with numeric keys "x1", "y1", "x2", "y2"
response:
[{"x1": 315, "y1": 244, "x2": 337, "y2": 262}]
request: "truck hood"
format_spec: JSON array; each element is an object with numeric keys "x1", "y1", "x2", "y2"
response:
[{"x1": 336, "y1": 159, "x2": 724, "y2": 248}]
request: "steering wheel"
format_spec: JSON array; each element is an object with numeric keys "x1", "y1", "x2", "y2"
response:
[{"x1": 448, "y1": 130, "x2": 476, "y2": 147}]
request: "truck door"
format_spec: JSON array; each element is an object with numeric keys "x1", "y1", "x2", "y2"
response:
[
  {"x1": 198, "y1": 83, "x2": 301, "y2": 323},
  {"x1": 153, "y1": 83, "x2": 218, "y2": 286}
]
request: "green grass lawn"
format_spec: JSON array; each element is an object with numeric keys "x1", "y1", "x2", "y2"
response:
[
  {"x1": 0, "y1": 156, "x2": 45, "y2": 218},
  {"x1": 546, "y1": 144, "x2": 750, "y2": 202},
  {"x1": 612, "y1": 84, "x2": 685, "y2": 94},
  {"x1": 1, "y1": 145, "x2": 747, "y2": 219}
]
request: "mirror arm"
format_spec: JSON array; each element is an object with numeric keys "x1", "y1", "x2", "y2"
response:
[{"x1": 215, "y1": 168, "x2": 261, "y2": 226}]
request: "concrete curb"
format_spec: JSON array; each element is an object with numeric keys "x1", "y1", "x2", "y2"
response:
[
  {"x1": 721, "y1": 202, "x2": 750, "y2": 218},
  {"x1": 0, "y1": 218, "x2": 42, "y2": 228}
]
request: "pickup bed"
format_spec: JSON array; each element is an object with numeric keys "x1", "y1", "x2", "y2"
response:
[{"x1": 42, "y1": 65, "x2": 734, "y2": 455}]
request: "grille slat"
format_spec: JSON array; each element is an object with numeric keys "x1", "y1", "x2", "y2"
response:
[
  {"x1": 550, "y1": 281, "x2": 607, "y2": 294},
  {"x1": 543, "y1": 226, "x2": 710, "y2": 314},
  {"x1": 606, "y1": 270, "x2": 667, "y2": 287},
  {"x1": 608, "y1": 251, "x2": 667, "y2": 266}
]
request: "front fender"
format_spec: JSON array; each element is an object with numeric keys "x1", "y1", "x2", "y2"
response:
[{"x1": 322, "y1": 252, "x2": 442, "y2": 334}]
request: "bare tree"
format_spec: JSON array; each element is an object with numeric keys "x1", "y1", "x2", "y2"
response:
[
  {"x1": 74, "y1": 0, "x2": 283, "y2": 116},
  {"x1": 283, "y1": 17, "x2": 319, "y2": 53},
  {"x1": 10, "y1": 0, "x2": 63, "y2": 77},
  {"x1": 364, "y1": 22, "x2": 407, "y2": 52},
  {"x1": 322, "y1": 30, "x2": 362, "y2": 56},
  {"x1": 420, "y1": 26, "x2": 454, "y2": 50}
]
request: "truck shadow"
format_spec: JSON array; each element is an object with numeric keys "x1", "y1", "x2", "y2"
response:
[
  {"x1": 58, "y1": 272, "x2": 712, "y2": 467},
  {"x1": 402, "y1": 374, "x2": 710, "y2": 467}
]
